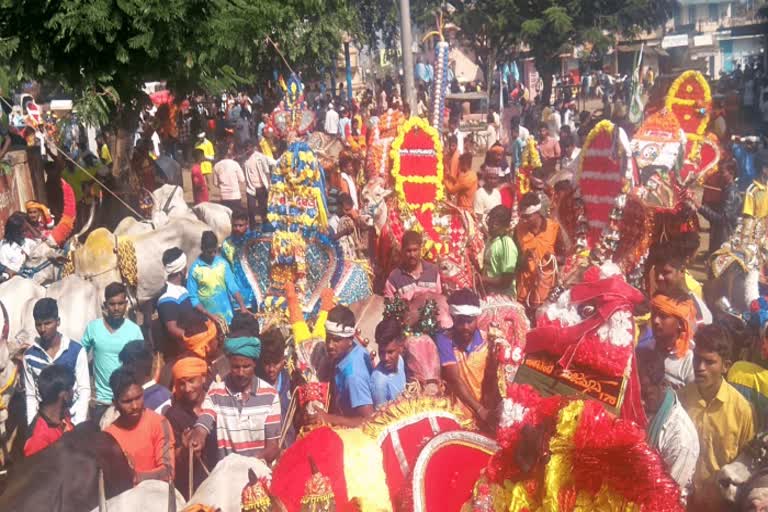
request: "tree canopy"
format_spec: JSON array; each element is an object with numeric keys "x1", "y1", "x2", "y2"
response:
[
  {"x1": 517, "y1": 0, "x2": 675, "y2": 101},
  {"x1": 0, "y1": 0, "x2": 354, "y2": 126}
]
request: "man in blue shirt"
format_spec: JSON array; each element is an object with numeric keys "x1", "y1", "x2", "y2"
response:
[
  {"x1": 311, "y1": 305, "x2": 374, "y2": 427},
  {"x1": 733, "y1": 136, "x2": 759, "y2": 192},
  {"x1": 187, "y1": 231, "x2": 249, "y2": 326},
  {"x1": 370, "y1": 318, "x2": 406, "y2": 408},
  {"x1": 221, "y1": 210, "x2": 257, "y2": 311}
]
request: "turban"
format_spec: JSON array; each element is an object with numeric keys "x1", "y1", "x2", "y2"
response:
[
  {"x1": 25, "y1": 200, "x2": 52, "y2": 227},
  {"x1": 165, "y1": 252, "x2": 187, "y2": 276},
  {"x1": 172, "y1": 356, "x2": 208, "y2": 382},
  {"x1": 224, "y1": 336, "x2": 262, "y2": 360},
  {"x1": 651, "y1": 294, "x2": 697, "y2": 358}
]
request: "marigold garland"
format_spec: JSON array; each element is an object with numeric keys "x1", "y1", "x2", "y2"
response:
[{"x1": 390, "y1": 116, "x2": 445, "y2": 212}]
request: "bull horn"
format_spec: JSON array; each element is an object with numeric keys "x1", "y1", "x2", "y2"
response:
[
  {"x1": 98, "y1": 468, "x2": 107, "y2": 512},
  {"x1": 162, "y1": 185, "x2": 181, "y2": 215},
  {"x1": 74, "y1": 199, "x2": 98, "y2": 239}
]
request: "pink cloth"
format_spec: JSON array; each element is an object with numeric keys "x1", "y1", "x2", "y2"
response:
[
  {"x1": 213, "y1": 159, "x2": 245, "y2": 201},
  {"x1": 538, "y1": 136, "x2": 561, "y2": 161}
]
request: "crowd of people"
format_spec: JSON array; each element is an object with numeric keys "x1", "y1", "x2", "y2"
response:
[{"x1": 4, "y1": 60, "x2": 768, "y2": 511}]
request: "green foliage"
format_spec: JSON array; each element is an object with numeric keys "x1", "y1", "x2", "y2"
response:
[
  {"x1": 416, "y1": 0, "x2": 674, "y2": 100},
  {"x1": 0, "y1": 0, "x2": 356, "y2": 120}
]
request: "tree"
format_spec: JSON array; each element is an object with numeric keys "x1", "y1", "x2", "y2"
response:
[
  {"x1": 517, "y1": 0, "x2": 675, "y2": 104},
  {"x1": 447, "y1": 0, "x2": 522, "y2": 96},
  {"x1": 0, "y1": 0, "x2": 217, "y2": 174},
  {"x1": 0, "y1": 0, "x2": 355, "y2": 175}
]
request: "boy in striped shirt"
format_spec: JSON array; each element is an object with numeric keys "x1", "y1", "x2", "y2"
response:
[{"x1": 189, "y1": 336, "x2": 281, "y2": 463}]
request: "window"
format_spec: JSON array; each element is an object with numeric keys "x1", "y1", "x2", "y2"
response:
[
  {"x1": 687, "y1": 5, "x2": 697, "y2": 23},
  {"x1": 708, "y1": 3, "x2": 719, "y2": 22},
  {"x1": 673, "y1": 3, "x2": 682, "y2": 26}
]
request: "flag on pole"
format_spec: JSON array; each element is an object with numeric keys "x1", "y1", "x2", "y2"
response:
[{"x1": 629, "y1": 43, "x2": 645, "y2": 124}]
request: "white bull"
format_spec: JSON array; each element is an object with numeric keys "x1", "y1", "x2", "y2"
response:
[
  {"x1": 0, "y1": 275, "x2": 101, "y2": 350},
  {"x1": 88, "y1": 479, "x2": 186, "y2": 512},
  {"x1": 188, "y1": 453, "x2": 271, "y2": 512}
]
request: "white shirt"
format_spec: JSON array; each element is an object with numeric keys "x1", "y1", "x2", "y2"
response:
[
  {"x1": 324, "y1": 109, "x2": 340, "y2": 135},
  {"x1": 340, "y1": 172, "x2": 359, "y2": 209},
  {"x1": 645, "y1": 335, "x2": 695, "y2": 390},
  {"x1": 243, "y1": 150, "x2": 276, "y2": 195},
  {"x1": 547, "y1": 110, "x2": 562, "y2": 141},
  {"x1": 453, "y1": 128, "x2": 465, "y2": 155},
  {"x1": 473, "y1": 187, "x2": 502, "y2": 222},
  {"x1": 213, "y1": 158, "x2": 245, "y2": 201},
  {"x1": 23, "y1": 335, "x2": 91, "y2": 425},
  {"x1": 654, "y1": 395, "x2": 700, "y2": 503},
  {"x1": 0, "y1": 238, "x2": 35, "y2": 274}
]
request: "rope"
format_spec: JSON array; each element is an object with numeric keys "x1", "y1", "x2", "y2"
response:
[{"x1": 0, "y1": 95, "x2": 145, "y2": 220}]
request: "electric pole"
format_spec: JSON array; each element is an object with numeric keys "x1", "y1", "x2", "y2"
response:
[{"x1": 399, "y1": 0, "x2": 417, "y2": 115}]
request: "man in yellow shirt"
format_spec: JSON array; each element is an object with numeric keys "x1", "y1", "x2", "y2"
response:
[
  {"x1": 679, "y1": 324, "x2": 755, "y2": 511},
  {"x1": 194, "y1": 132, "x2": 215, "y2": 197},
  {"x1": 743, "y1": 153, "x2": 768, "y2": 219}
]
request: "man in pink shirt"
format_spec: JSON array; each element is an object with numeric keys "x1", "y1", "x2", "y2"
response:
[{"x1": 213, "y1": 148, "x2": 246, "y2": 211}]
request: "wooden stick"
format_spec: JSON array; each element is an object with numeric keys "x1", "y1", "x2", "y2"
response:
[
  {"x1": 279, "y1": 389, "x2": 299, "y2": 448},
  {"x1": 188, "y1": 445, "x2": 194, "y2": 500}
]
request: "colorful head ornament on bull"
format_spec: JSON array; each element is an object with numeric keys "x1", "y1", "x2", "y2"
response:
[
  {"x1": 630, "y1": 70, "x2": 721, "y2": 210},
  {"x1": 466, "y1": 386, "x2": 684, "y2": 511},
  {"x1": 241, "y1": 473, "x2": 273, "y2": 512},
  {"x1": 270, "y1": 74, "x2": 316, "y2": 139},
  {"x1": 516, "y1": 262, "x2": 647, "y2": 426}
]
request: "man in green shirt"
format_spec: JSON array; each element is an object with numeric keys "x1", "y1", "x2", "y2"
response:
[
  {"x1": 482, "y1": 205, "x2": 518, "y2": 296},
  {"x1": 81, "y1": 281, "x2": 144, "y2": 422}
]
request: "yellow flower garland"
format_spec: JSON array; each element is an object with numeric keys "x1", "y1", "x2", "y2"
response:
[
  {"x1": 389, "y1": 116, "x2": 445, "y2": 212},
  {"x1": 521, "y1": 136, "x2": 542, "y2": 169}
]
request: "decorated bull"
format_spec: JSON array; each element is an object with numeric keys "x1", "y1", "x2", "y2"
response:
[{"x1": 361, "y1": 117, "x2": 484, "y2": 293}]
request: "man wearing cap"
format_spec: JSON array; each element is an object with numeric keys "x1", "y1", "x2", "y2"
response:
[
  {"x1": 435, "y1": 288, "x2": 498, "y2": 428},
  {"x1": 324, "y1": 102, "x2": 339, "y2": 136},
  {"x1": 195, "y1": 132, "x2": 216, "y2": 198},
  {"x1": 189, "y1": 336, "x2": 281, "y2": 464},
  {"x1": 164, "y1": 356, "x2": 216, "y2": 498},
  {"x1": 310, "y1": 305, "x2": 374, "y2": 428}
]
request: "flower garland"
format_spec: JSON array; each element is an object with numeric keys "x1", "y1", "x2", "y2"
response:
[
  {"x1": 390, "y1": 115, "x2": 445, "y2": 212},
  {"x1": 665, "y1": 70, "x2": 712, "y2": 164}
]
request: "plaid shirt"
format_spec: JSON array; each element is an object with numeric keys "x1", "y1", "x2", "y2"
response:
[
  {"x1": 196, "y1": 376, "x2": 281, "y2": 460},
  {"x1": 178, "y1": 112, "x2": 191, "y2": 143}
]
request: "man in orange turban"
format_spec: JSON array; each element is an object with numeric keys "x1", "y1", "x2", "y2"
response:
[
  {"x1": 166, "y1": 356, "x2": 213, "y2": 499},
  {"x1": 648, "y1": 293, "x2": 697, "y2": 389},
  {"x1": 25, "y1": 200, "x2": 53, "y2": 237}
]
